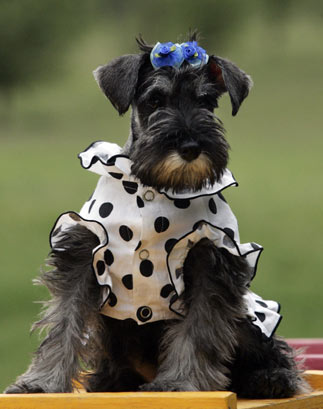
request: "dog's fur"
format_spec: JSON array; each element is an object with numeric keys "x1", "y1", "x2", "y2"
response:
[{"x1": 5, "y1": 34, "x2": 309, "y2": 398}]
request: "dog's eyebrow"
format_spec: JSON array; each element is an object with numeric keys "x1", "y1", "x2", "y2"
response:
[{"x1": 137, "y1": 78, "x2": 171, "y2": 105}]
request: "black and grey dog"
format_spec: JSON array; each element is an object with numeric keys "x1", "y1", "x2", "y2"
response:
[{"x1": 5, "y1": 34, "x2": 309, "y2": 398}]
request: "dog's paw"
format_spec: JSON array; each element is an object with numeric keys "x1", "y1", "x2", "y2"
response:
[
  {"x1": 4, "y1": 382, "x2": 45, "y2": 394},
  {"x1": 140, "y1": 380, "x2": 196, "y2": 392}
]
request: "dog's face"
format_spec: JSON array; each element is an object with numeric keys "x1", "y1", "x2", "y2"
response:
[{"x1": 94, "y1": 37, "x2": 252, "y2": 192}]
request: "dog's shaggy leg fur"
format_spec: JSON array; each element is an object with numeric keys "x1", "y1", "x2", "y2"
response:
[
  {"x1": 5, "y1": 225, "x2": 103, "y2": 393},
  {"x1": 140, "y1": 238, "x2": 250, "y2": 391},
  {"x1": 229, "y1": 326, "x2": 310, "y2": 398}
]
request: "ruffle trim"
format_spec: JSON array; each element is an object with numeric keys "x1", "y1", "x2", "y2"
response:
[
  {"x1": 50, "y1": 211, "x2": 112, "y2": 307},
  {"x1": 244, "y1": 291, "x2": 282, "y2": 338},
  {"x1": 166, "y1": 221, "x2": 281, "y2": 338},
  {"x1": 166, "y1": 221, "x2": 262, "y2": 312},
  {"x1": 78, "y1": 141, "x2": 238, "y2": 200}
]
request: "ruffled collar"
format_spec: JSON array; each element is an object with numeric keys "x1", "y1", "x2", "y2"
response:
[{"x1": 78, "y1": 141, "x2": 238, "y2": 200}]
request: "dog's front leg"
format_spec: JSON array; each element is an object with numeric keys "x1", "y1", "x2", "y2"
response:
[
  {"x1": 5, "y1": 225, "x2": 103, "y2": 393},
  {"x1": 141, "y1": 238, "x2": 250, "y2": 392}
]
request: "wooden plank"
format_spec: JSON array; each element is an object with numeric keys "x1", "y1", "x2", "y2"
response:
[
  {"x1": 1, "y1": 371, "x2": 322, "y2": 409},
  {"x1": 305, "y1": 370, "x2": 323, "y2": 390},
  {"x1": 237, "y1": 391, "x2": 323, "y2": 409},
  {"x1": 0, "y1": 391, "x2": 237, "y2": 409}
]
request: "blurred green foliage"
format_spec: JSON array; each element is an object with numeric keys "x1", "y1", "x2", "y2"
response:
[
  {"x1": 0, "y1": 0, "x2": 94, "y2": 93},
  {"x1": 1, "y1": 0, "x2": 323, "y2": 392}
]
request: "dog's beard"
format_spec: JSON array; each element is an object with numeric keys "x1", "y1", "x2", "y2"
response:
[{"x1": 150, "y1": 152, "x2": 215, "y2": 193}]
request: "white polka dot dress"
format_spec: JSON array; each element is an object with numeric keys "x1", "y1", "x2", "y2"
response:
[{"x1": 50, "y1": 141, "x2": 282, "y2": 337}]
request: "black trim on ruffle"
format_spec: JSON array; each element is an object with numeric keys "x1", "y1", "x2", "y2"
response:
[
  {"x1": 270, "y1": 313, "x2": 283, "y2": 337},
  {"x1": 78, "y1": 140, "x2": 129, "y2": 170},
  {"x1": 158, "y1": 179, "x2": 238, "y2": 200},
  {"x1": 166, "y1": 219, "x2": 264, "y2": 321},
  {"x1": 49, "y1": 210, "x2": 113, "y2": 310},
  {"x1": 78, "y1": 141, "x2": 239, "y2": 201}
]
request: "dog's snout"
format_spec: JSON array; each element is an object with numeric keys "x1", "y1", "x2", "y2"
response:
[{"x1": 179, "y1": 141, "x2": 201, "y2": 162}]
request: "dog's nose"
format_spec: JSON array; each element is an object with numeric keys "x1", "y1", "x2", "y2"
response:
[{"x1": 179, "y1": 141, "x2": 201, "y2": 162}]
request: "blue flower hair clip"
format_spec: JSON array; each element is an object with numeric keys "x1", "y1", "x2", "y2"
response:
[
  {"x1": 181, "y1": 41, "x2": 209, "y2": 67},
  {"x1": 150, "y1": 42, "x2": 184, "y2": 69},
  {"x1": 150, "y1": 41, "x2": 209, "y2": 70}
]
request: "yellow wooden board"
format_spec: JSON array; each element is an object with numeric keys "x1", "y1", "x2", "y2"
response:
[
  {"x1": 0, "y1": 391, "x2": 236, "y2": 409},
  {"x1": 305, "y1": 370, "x2": 323, "y2": 391},
  {"x1": 0, "y1": 371, "x2": 322, "y2": 409},
  {"x1": 238, "y1": 391, "x2": 323, "y2": 409}
]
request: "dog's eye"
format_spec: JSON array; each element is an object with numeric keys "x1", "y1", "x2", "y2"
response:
[{"x1": 149, "y1": 94, "x2": 165, "y2": 110}]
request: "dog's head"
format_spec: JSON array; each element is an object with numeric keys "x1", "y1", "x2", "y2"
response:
[{"x1": 94, "y1": 33, "x2": 252, "y2": 192}]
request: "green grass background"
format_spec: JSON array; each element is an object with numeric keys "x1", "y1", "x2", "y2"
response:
[{"x1": 1, "y1": 12, "x2": 323, "y2": 391}]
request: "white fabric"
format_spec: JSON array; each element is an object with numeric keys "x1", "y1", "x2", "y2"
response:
[{"x1": 50, "y1": 141, "x2": 282, "y2": 337}]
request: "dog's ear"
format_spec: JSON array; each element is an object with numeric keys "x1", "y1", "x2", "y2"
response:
[
  {"x1": 207, "y1": 56, "x2": 253, "y2": 116},
  {"x1": 93, "y1": 54, "x2": 146, "y2": 115}
]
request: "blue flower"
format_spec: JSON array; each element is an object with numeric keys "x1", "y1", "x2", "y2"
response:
[
  {"x1": 182, "y1": 41, "x2": 198, "y2": 59},
  {"x1": 181, "y1": 41, "x2": 209, "y2": 67},
  {"x1": 150, "y1": 41, "x2": 209, "y2": 70},
  {"x1": 150, "y1": 42, "x2": 184, "y2": 69}
]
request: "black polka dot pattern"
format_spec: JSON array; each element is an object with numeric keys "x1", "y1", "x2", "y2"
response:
[
  {"x1": 174, "y1": 199, "x2": 190, "y2": 209},
  {"x1": 108, "y1": 292, "x2": 118, "y2": 307},
  {"x1": 91, "y1": 156, "x2": 99, "y2": 165},
  {"x1": 193, "y1": 221, "x2": 205, "y2": 231},
  {"x1": 154, "y1": 217, "x2": 169, "y2": 233},
  {"x1": 223, "y1": 227, "x2": 235, "y2": 248},
  {"x1": 122, "y1": 274, "x2": 133, "y2": 290},
  {"x1": 96, "y1": 260, "x2": 106, "y2": 276},
  {"x1": 106, "y1": 157, "x2": 116, "y2": 166},
  {"x1": 88, "y1": 199, "x2": 96, "y2": 213},
  {"x1": 160, "y1": 284, "x2": 175, "y2": 298},
  {"x1": 256, "y1": 300, "x2": 268, "y2": 308},
  {"x1": 223, "y1": 228, "x2": 234, "y2": 239},
  {"x1": 119, "y1": 225, "x2": 133, "y2": 242},
  {"x1": 99, "y1": 202, "x2": 113, "y2": 218},
  {"x1": 136, "y1": 196, "x2": 144, "y2": 208},
  {"x1": 109, "y1": 172, "x2": 123, "y2": 179},
  {"x1": 165, "y1": 238, "x2": 177, "y2": 254},
  {"x1": 255, "y1": 312, "x2": 266, "y2": 322},
  {"x1": 104, "y1": 249, "x2": 114, "y2": 266},
  {"x1": 140, "y1": 259, "x2": 154, "y2": 277},
  {"x1": 122, "y1": 181, "x2": 138, "y2": 194},
  {"x1": 208, "y1": 198, "x2": 217, "y2": 214},
  {"x1": 137, "y1": 306, "x2": 152, "y2": 322}
]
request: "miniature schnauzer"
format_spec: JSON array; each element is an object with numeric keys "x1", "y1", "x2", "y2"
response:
[{"x1": 5, "y1": 33, "x2": 309, "y2": 398}]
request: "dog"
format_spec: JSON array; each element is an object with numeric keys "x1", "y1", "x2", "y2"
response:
[{"x1": 5, "y1": 33, "x2": 309, "y2": 398}]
